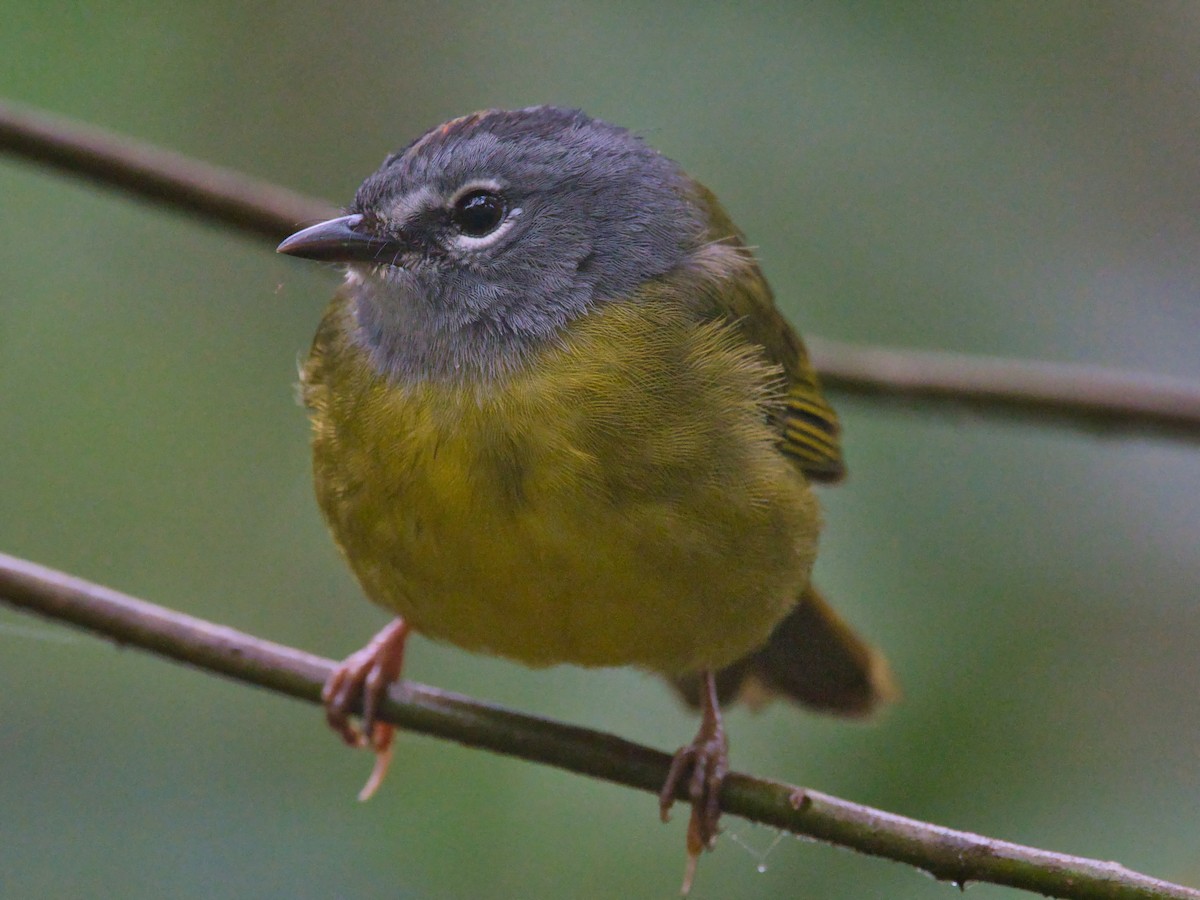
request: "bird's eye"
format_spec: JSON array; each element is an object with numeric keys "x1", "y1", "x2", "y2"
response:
[{"x1": 451, "y1": 189, "x2": 507, "y2": 237}]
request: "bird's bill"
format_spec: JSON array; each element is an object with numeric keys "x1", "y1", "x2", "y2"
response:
[{"x1": 276, "y1": 214, "x2": 402, "y2": 264}]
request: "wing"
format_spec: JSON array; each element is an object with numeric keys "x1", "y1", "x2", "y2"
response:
[
  {"x1": 690, "y1": 185, "x2": 846, "y2": 483},
  {"x1": 777, "y1": 362, "x2": 846, "y2": 483}
]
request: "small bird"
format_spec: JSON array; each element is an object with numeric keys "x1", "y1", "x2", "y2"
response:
[{"x1": 278, "y1": 106, "x2": 893, "y2": 893}]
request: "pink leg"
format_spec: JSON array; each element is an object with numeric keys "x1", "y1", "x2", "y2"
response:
[
  {"x1": 659, "y1": 669, "x2": 728, "y2": 895},
  {"x1": 321, "y1": 617, "x2": 410, "y2": 800}
]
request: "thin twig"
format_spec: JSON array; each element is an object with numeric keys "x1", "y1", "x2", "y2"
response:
[
  {"x1": 810, "y1": 338, "x2": 1200, "y2": 445},
  {"x1": 2, "y1": 98, "x2": 1199, "y2": 444},
  {"x1": 1, "y1": 551, "x2": 1195, "y2": 900},
  {"x1": 0, "y1": 99, "x2": 336, "y2": 241}
]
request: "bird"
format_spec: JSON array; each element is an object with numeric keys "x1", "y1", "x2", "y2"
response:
[{"x1": 277, "y1": 106, "x2": 893, "y2": 893}]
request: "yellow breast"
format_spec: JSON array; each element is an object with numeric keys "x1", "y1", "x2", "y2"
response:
[{"x1": 302, "y1": 294, "x2": 821, "y2": 674}]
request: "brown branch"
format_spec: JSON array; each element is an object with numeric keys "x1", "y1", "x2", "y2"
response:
[
  {"x1": 1, "y1": 550, "x2": 1196, "y2": 900},
  {"x1": 810, "y1": 338, "x2": 1200, "y2": 445},
  {"x1": 3, "y1": 97, "x2": 1200, "y2": 444},
  {"x1": 0, "y1": 99, "x2": 336, "y2": 241}
]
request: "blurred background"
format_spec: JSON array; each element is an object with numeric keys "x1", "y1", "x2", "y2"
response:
[{"x1": 2, "y1": 3, "x2": 1198, "y2": 898}]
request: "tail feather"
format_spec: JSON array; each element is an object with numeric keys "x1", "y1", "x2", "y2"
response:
[{"x1": 671, "y1": 584, "x2": 896, "y2": 716}]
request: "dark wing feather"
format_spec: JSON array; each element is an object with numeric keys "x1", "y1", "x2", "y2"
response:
[{"x1": 690, "y1": 184, "x2": 846, "y2": 482}]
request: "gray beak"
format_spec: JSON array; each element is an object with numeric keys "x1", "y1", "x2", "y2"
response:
[{"x1": 276, "y1": 214, "x2": 403, "y2": 264}]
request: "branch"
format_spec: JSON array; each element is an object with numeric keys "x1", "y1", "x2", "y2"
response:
[
  {"x1": 0, "y1": 99, "x2": 336, "y2": 241},
  {"x1": 2, "y1": 98, "x2": 1199, "y2": 445},
  {"x1": 810, "y1": 338, "x2": 1200, "y2": 445},
  {"x1": 1, "y1": 551, "x2": 1195, "y2": 900}
]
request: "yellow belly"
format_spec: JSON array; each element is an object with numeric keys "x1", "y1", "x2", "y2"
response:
[{"x1": 303, "y1": 295, "x2": 821, "y2": 674}]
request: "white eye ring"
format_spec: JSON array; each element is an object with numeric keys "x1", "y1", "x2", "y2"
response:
[
  {"x1": 448, "y1": 180, "x2": 516, "y2": 250},
  {"x1": 452, "y1": 208, "x2": 522, "y2": 251}
]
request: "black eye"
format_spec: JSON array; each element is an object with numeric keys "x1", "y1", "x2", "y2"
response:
[{"x1": 451, "y1": 189, "x2": 507, "y2": 237}]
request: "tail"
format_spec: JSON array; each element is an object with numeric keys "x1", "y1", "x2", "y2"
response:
[{"x1": 670, "y1": 584, "x2": 897, "y2": 716}]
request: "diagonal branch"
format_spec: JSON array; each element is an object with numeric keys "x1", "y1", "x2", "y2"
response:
[
  {"x1": 3, "y1": 98, "x2": 1200, "y2": 445},
  {"x1": 0, "y1": 99, "x2": 336, "y2": 241},
  {"x1": 1, "y1": 550, "x2": 1196, "y2": 900}
]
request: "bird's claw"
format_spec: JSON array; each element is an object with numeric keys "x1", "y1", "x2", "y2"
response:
[
  {"x1": 321, "y1": 617, "x2": 410, "y2": 799},
  {"x1": 659, "y1": 671, "x2": 729, "y2": 895}
]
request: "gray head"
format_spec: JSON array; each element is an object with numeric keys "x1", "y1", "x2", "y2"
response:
[{"x1": 278, "y1": 107, "x2": 710, "y2": 382}]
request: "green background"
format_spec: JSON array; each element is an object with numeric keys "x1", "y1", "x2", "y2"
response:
[{"x1": 2, "y1": 3, "x2": 1198, "y2": 898}]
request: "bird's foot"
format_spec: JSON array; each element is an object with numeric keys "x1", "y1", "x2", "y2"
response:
[
  {"x1": 322, "y1": 617, "x2": 410, "y2": 800},
  {"x1": 659, "y1": 670, "x2": 728, "y2": 895}
]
